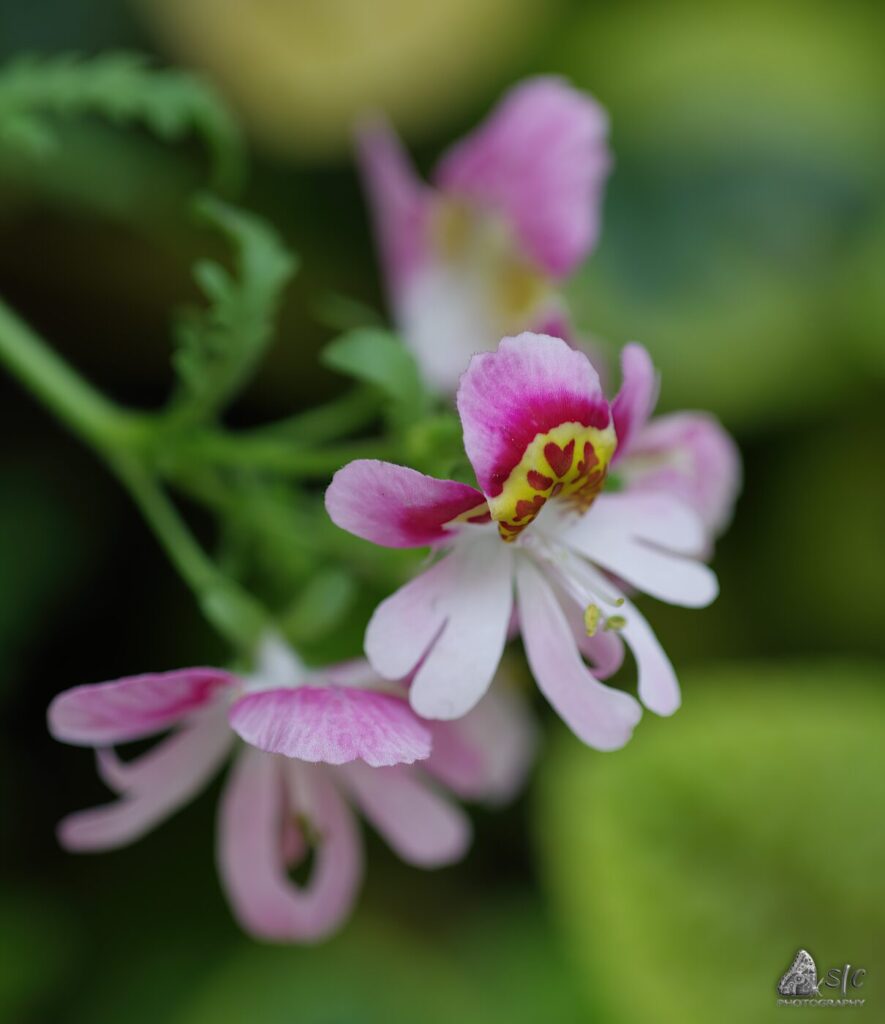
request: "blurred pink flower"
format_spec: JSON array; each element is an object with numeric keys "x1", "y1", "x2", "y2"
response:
[
  {"x1": 356, "y1": 76, "x2": 611, "y2": 391},
  {"x1": 328, "y1": 333, "x2": 735, "y2": 748},
  {"x1": 48, "y1": 638, "x2": 533, "y2": 942}
]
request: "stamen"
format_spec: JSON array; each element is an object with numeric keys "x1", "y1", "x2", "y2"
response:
[
  {"x1": 604, "y1": 615, "x2": 627, "y2": 632},
  {"x1": 583, "y1": 603, "x2": 600, "y2": 637}
]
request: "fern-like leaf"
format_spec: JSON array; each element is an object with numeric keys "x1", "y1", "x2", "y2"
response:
[
  {"x1": 0, "y1": 52, "x2": 244, "y2": 192},
  {"x1": 171, "y1": 194, "x2": 297, "y2": 419}
]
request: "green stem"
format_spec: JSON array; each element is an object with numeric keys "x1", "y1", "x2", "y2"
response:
[
  {"x1": 0, "y1": 296, "x2": 267, "y2": 652},
  {"x1": 0, "y1": 298, "x2": 149, "y2": 449},
  {"x1": 161, "y1": 431, "x2": 399, "y2": 477},
  {"x1": 248, "y1": 386, "x2": 381, "y2": 444},
  {"x1": 112, "y1": 455, "x2": 267, "y2": 650}
]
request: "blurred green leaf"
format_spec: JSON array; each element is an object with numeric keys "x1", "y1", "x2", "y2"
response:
[
  {"x1": 312, "y1": 290, "x2": 385, "y2": 332},
  {"x1": 171, "y1": 194, "x2": 297, "y2": 419},
  {"x1": 173, "y1": 919, "x2": 486, "y2": 1024},
  {"x1": 537, "y1": 661, "x2": 885, "y2": 1024},
  {"x1": 0, "y1": 51, "x2": 244, "y2": 191},
  {"x1": 449, "y1": 899, "x2": 591, "y2": 1024},
  {"x1": 754, "y1": 421, "x2": 885, "y2": 655},
  {"x1": 321, "y1": 328, "x2": 428, "y2": 426},
  {"x1": 0, "y1": 887, "x2": 76, "y2": 1021},
  {"x1": 279, "y1": 565, "x2": 358, "y2": 647}
]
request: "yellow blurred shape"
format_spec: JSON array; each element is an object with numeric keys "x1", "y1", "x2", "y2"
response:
[{"x1": 137, "y1": 0, "x2": 556, "y2": 160}]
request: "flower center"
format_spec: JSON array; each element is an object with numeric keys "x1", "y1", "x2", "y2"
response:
[
  {"x1": 431, "y1": 198, "x2": 551, "y2": 327},
  {"x1": 489, "y1": 421, "x2": 616, "y2": 542},
  {"x1": 522, "y1": 532, "x2": 626, "y2": 634}
]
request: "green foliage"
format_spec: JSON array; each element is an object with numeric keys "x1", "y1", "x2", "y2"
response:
[
  {"x1": 0, "y1": 887, "x2": 75, "y2": 1021},
  {"x1": 321, "y1": 327, "x2": 428, "y2": 426},
  {"x1": 537, "y1": 661, "x2": 885, "y2": 1024},
  {"x1": 171, "y1": 194, "x2": 297, "y2": 419},
  {"x1": 0, "y1": 52, "x2": 244, "y2": 192},
  {"x1": 170, "y1": 905, "x2": 591, "y2": 1024},
  {"x1": 173, "y1": 920, "x2": 483, "y2": 1024},
  {"x1": 278, "y1": 566, "x2": 358, "y2": 647}
]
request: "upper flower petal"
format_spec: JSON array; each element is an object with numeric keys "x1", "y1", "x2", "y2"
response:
[
  {"x1": 218, "y1": 752, "x2": 363, "y2": 943},
  {"x1": 434, "y1": 76, "x2": 611, "y2": 278},
  {"x1": 325, "y1": 460, "x2": 488, "y2": 549},
  {"x1": 355, "y1": 115, "x2": 431, "y2": 304},
  {"x1": 515, "y1": 559, "x2": 642, "y2": 751},
  {"x1": 338, "y1": 762, "x2": 471, "y2": 868},
  {"x1": 57, "y1": 707, "x2": 232, "y2": 851},
  {"x1": 457, "y1": 333, "x2": 614, "y2": 537},
  {"x1": 622, "y1": 411, "x2": 742, "y2": 538},
  {"x1": 48, "y1": 668, "x2": 236, "y2": 747},
  {"x1": 228, "y1": 686, "x2": 432, "y2": 767},
  {"x1": 611, "y1": 343, "x2": 659, "y2": 463}
]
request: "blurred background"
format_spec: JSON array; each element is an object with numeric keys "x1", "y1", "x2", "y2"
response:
[{"x1": 1, "y1": 1, "x2": 883, "y2": 1021}]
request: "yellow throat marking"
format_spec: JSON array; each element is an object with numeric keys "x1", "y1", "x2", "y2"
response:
[{"x1": 489, "y1": 421, "x2": 616, "y2": 542}]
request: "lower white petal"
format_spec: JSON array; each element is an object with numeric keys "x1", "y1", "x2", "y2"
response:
[
  {"x1": 516, "y1": 559, "x2": 642, "y2": 751},
  {"x1": 409, "y1": 536, "x2": 514, "y2": 720}
]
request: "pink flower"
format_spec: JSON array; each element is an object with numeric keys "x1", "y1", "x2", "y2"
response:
[
  {"x1": 611, "y1": 345, "x2": 742, "y2": 543},
  {"x1": 327, "y1": 333, "x2": 737, "y2": 750},
  {"x1": 48, "y1": 639, "x2": 532, "y2": 942},
  {"x1": 356, "y1": 76, "x2": 611, "y2": 391}
]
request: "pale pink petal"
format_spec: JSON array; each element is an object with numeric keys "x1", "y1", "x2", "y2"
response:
[
  {"x1": 611, "y1": 343, "x2": 659, "y2": 463},
  {"x1": 426, "y1": 684, "x2": 537, "y2": 805},
  {"x1": 580, "y1": 535, "x2": 718, "y2": 608},
  {"x1": 326, "y1": 460, "x2": 488, "y2": 548},
  {"x1": 58, "y1": 708, "x2": 232, "y2": 851},
  {"x1": 218, "y1": 751, "x2": 362, "y2": 943},
  {"x1": 355, "y1": 115, "x2": 432, "y2": 304},
  {"x1": 569, "y1": 562, "x2": 681, "y2": 716},
  {"x1": 457, "y1": 333, "x2": 610, "y2": 498},
  {"x1": 365, "y1": 554, "x2": 459, "y2": 681},
  {"x1": 624, "y1": 412, "x2": 742, "y2": 537},
  {"x1": 408, "y1": 535, "x2": 514, "y2": 720},
  {"x1": 562, "y1": 491, "x2": 707, "y2": 557},
  {"x1": 561, "y1": 492, "x2": 716, "y2": 606},
  {"x1": 555, "y1": 588, "x2": 625, "y2": 678},
  {"x1": 48, "y1": 667, "x2": 235, "y2": 746},
  {"x1": 339, "y1": 762, "x2": 471, "y2": 868},
  {"x1": 616, "y1": 591, "x2": 681, "y2": 716},
  {"x1": 229, "y1": 686, "x2": 431, "y2": 767},
  {"x1": 515, "y1": 560, "x2": 642, "y2": 750},
  {"x1": 434, "y1": 76, "x2": 611, "y2": 277},
  {"x1": 398, "y1": 258, "x2": 508, "y2": 394}
]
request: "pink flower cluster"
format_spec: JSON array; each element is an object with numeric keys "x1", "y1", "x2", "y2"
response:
[{"x1": 49, "y1": 77, "x2": 740, "y2": 943}]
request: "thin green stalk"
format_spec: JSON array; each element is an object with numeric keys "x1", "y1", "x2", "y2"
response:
[
  {"x1": 248, "y1": 386, "x2": 381, "y2": 444},
  {"x1": 111, "y1": 454, "x2": 267, "y2": 650},
  {"x1": 162, "y1": 431, "x2": 399, "y2": 476},
  {"x1": 0, "y1": 295, "x2": 267, "y2": 652},
  {"x1": 0, "y1": 298, "x2": 149, "y2": 449}
]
